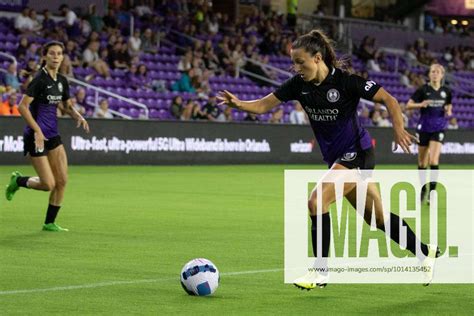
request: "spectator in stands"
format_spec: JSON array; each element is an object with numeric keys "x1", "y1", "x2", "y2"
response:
[
  {"x1": 231, "y1": 43, "x2": 246, "y2": 71},
  {"x1": 223, "y1": 107, "x2": 233, "y2": 122},
  {"x1": 136, "y1": 64, "x2": 151, "y2": 88},
  {"x1": 79, "y1": 16, "x2": 92, "y2": 38},
  {"x1": 65, "y1": 40, "x2": 82, "y2": 68},
  {"x1": 359, "y1": 106, "x2": 371, "y2": 126},
  {"x1": 0, "y1": 93, "x2": 20, "y2": 116},
  {"x1": 59, "y1": 52, "x2": 74, "y2": 77},
  {"x1": 201, "y1": 94, "x2": 223, "y2": 121},
  {"x1": 109, "y1": 42, "x2": 130, "y2": 70},
  {"x1": 289, "y1": 101, "x2": 308, "y2": 124},
  {"x1": 128, "y1": 29, "x2": 142, "y2": 56},
  {"x1": 41, "y1": 9, "x2": 56, "y2": 37},
  {"x1": 370, "y1": 109, "x2": 382, "y2": 126},
  {"x1": 93, "y1": 99, "x2": 114, "y2": 119},
  {"x1": 195, "y1": 69, "x2": 212, "y2": 98},
  {"x1": 16, "y1": 37, "x2": 29, "y2": 61},
  {"x1": 59, "y1": 4, "x2": 80, "y2": 38},
  {"x1": 203, "y1": 41, "x2": 220, "y2": 72},
  {"x1": 19, "y1": 58, "x2": 39, "y2": 80},
  {"x1": 141, "y1": 28, "x2": 158, "y2": 54},
  {"x1": 25, "y1": 42, "x2": 40, "y2": 63},
  {"x1": 269, "y1": 107, "x2": 284, "y2": 124},
  {"x1": 82, "y1": 40, "x2": 111, "y2": 78},
  {"x1": 71, "y1": 97, "x2": 86, "y2": 116},
  {"x1": 170, "y1": 96, "x2": 184, "y2": 119},
  {"x1": 405, "y1": 45, "x2": 418, "y2": 66},
  {"x1": 103, "y1": 8, "x2": 120, "y2": 33},
  {"x1": 87, "y1": 4, "x2": 104, "y2": 33},
  {"x1": 14, "y1": 7, "x2": 34, "y2": 34},
  {"x1": 171, "y1": 69, "x2": 196, "y2": 93},
  {"x1": 217, "y1": 44, "x2": 234, "y2": 74},
  {"x1": 447, "y1": 117, "x2": 458, "y2": 130},
  {"x1": 400, "y1": 69, "x2": 412, "y2": 88},
  {"x1": 29, "y1": 9, "x2": 43, "y2": 34},
  {"x1": 378, "y1": 109, "x2": 392, "y2": 127},
  {"x1": 4, "y1": 63, "x2": 21, "y2": 91},
  {"x1": 207, "y1": 13, "x2": 219, "y2": 35},
  {"x1": 409, "y1": 72, "x2": 425, "y2": 88},
  {"x1": 178, "y1": 50, "x2": 193, "y2": 72},
  {"x1": 359, "y1": 36, "x2": 382, "y2": 72},
  {"x1": 75, "y1": 88, "x2": 87, "y2": 110},
  {"x1": 126, "y1": 64, "x2": 140, "y2": 89},
  {"x1": 182, "y1": 99, "x2": 206, "y2": 120}
]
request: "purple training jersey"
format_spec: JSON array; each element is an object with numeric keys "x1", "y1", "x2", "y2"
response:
[
  {"x1": 274, "y1": 68, "x2": 381, "y2": 166},
  {"x1": 410, "y1": 84, "x2": 452, "y2": 133},
  {"x1": 24, "y1": 67, "x2": 70, "y2": 138}
]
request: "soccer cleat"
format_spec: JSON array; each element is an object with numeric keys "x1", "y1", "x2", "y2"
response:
[
  {"x1": 5, "y1": 171, "x2": 21, "y2": 201},
  {"x1": 42, "y1": 223, "x2": 69, "y2": 232},
  {"x1": 293, "y1": 271, "x2": 328, "y2": 290},
  {"x1": 422, "y1": 244, "x2": 440, "y2": 286}
]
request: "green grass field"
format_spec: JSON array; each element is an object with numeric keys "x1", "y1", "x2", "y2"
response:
[{"x1": 0, "y1": 165, "x2": 473, "y2": 315}]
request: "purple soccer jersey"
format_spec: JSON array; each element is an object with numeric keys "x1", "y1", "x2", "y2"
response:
[
  {"x1": 410, "y1": 84, "x2": 452, "y2": 133},
  {"x1": 24, "y1": 68, "x2": 70, "y2": 138},
  {"x1": 274, "y1": 68, "x2": 381, "y2": 166}
]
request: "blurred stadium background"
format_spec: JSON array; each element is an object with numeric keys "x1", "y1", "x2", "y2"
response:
[{"x1": 0, "y1": 0, "x2": 473, "y2": 314}]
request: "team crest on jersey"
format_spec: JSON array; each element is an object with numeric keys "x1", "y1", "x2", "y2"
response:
[
  {"x1": 58, "y1": 82, "x2": 63, "y2": 93},
  {"x1": 440, "y1": 91, "x2": 446, "y2": 98},
  {"x1": 327, "y1": 89, "x2": 340, "y2": 103},
  {"x1": 341, "y1": 152, "x2": 357, "y2": 161}
]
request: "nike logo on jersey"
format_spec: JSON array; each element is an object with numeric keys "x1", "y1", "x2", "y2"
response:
[
  {"x1": 301, "y1": 91, "x2": 310, "y2": 95},
  {"x1": 47, "y1": 85, "x2": 53, "y2": 89}
]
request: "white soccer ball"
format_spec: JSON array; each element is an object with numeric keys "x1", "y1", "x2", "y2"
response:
[{"x1": 180, "y1": 258, "x2": 219, "y2": 296}]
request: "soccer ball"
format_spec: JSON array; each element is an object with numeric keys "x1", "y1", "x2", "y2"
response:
[{"x1": 180, "y1": 258, "x2": 219, "y2": 296}]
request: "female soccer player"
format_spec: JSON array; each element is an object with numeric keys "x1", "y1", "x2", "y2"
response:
[
  {"x1": 218, "y1": 30, "x2": 439, "y2": 289},
  {"x1": 5, "y1": 41, "x2": 90, "y2": 232},
  {"x1": 407, "y1": 64, "x2": 452, "y2": 204}
]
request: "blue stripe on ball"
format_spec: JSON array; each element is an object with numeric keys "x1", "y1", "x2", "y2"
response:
[{"x1": 196, "y1": 281, "x2": 211, "y2": 296}]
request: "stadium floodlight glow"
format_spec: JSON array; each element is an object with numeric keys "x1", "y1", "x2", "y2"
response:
[
  {"x1": 451, "y1": 19, "x2": 458, "y2": 25},
  {"x1": 461, "y1": 20, "x2": 469, "y2": 26}
]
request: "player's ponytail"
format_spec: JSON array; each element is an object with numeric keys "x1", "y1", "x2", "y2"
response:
[{"x1": 292, "y1": 29, "x2": 341, "y2": 69}]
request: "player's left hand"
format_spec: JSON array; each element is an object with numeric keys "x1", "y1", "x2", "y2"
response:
[
  {"x1": 77, "y1": 117, "x2": 90, "y2": 133},
  {"x1": 393, "y1": 127, "x2": 418, "y2": 154},
  {"x1": 445, "y1": 104, "x2": 453, "y2": 117}
]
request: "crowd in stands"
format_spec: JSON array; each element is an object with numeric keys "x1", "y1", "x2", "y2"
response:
[{"x1": 0, "y1": 0, "x2": 472, "y2": 128}]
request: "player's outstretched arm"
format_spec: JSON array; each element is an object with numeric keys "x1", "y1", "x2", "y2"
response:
[
  {"x1": 217, "y1": 90, "x2": 281, "y2": 114},
  {"x1": 372, "y1": 87, "x2": 418, "y2": 154},
  {"x1": 406, "y1": 99, "x2": 431, "y2": 109}
]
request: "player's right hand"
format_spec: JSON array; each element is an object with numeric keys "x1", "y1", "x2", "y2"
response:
[
  {"x1": 217, "y1": 90, "x2": 241, "y2": 109},
  {"x1": 420, "y1": 100, "x2": 432, "y2": 108},
  {"x1": 34, "y1": 131, "x2": 47, "y2": 153}
]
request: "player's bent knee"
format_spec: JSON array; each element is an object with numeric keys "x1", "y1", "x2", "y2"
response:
[
  {"x1": 55, "y1": 177, "x2": 67, "y2": 189},
  {"x1": 41, "y1": 180, "x2": 56, "y2": 191}
]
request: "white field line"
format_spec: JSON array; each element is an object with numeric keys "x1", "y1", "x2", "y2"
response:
[{"x1": 0, "y1": 268, "x2": 284, "y2": 296}]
